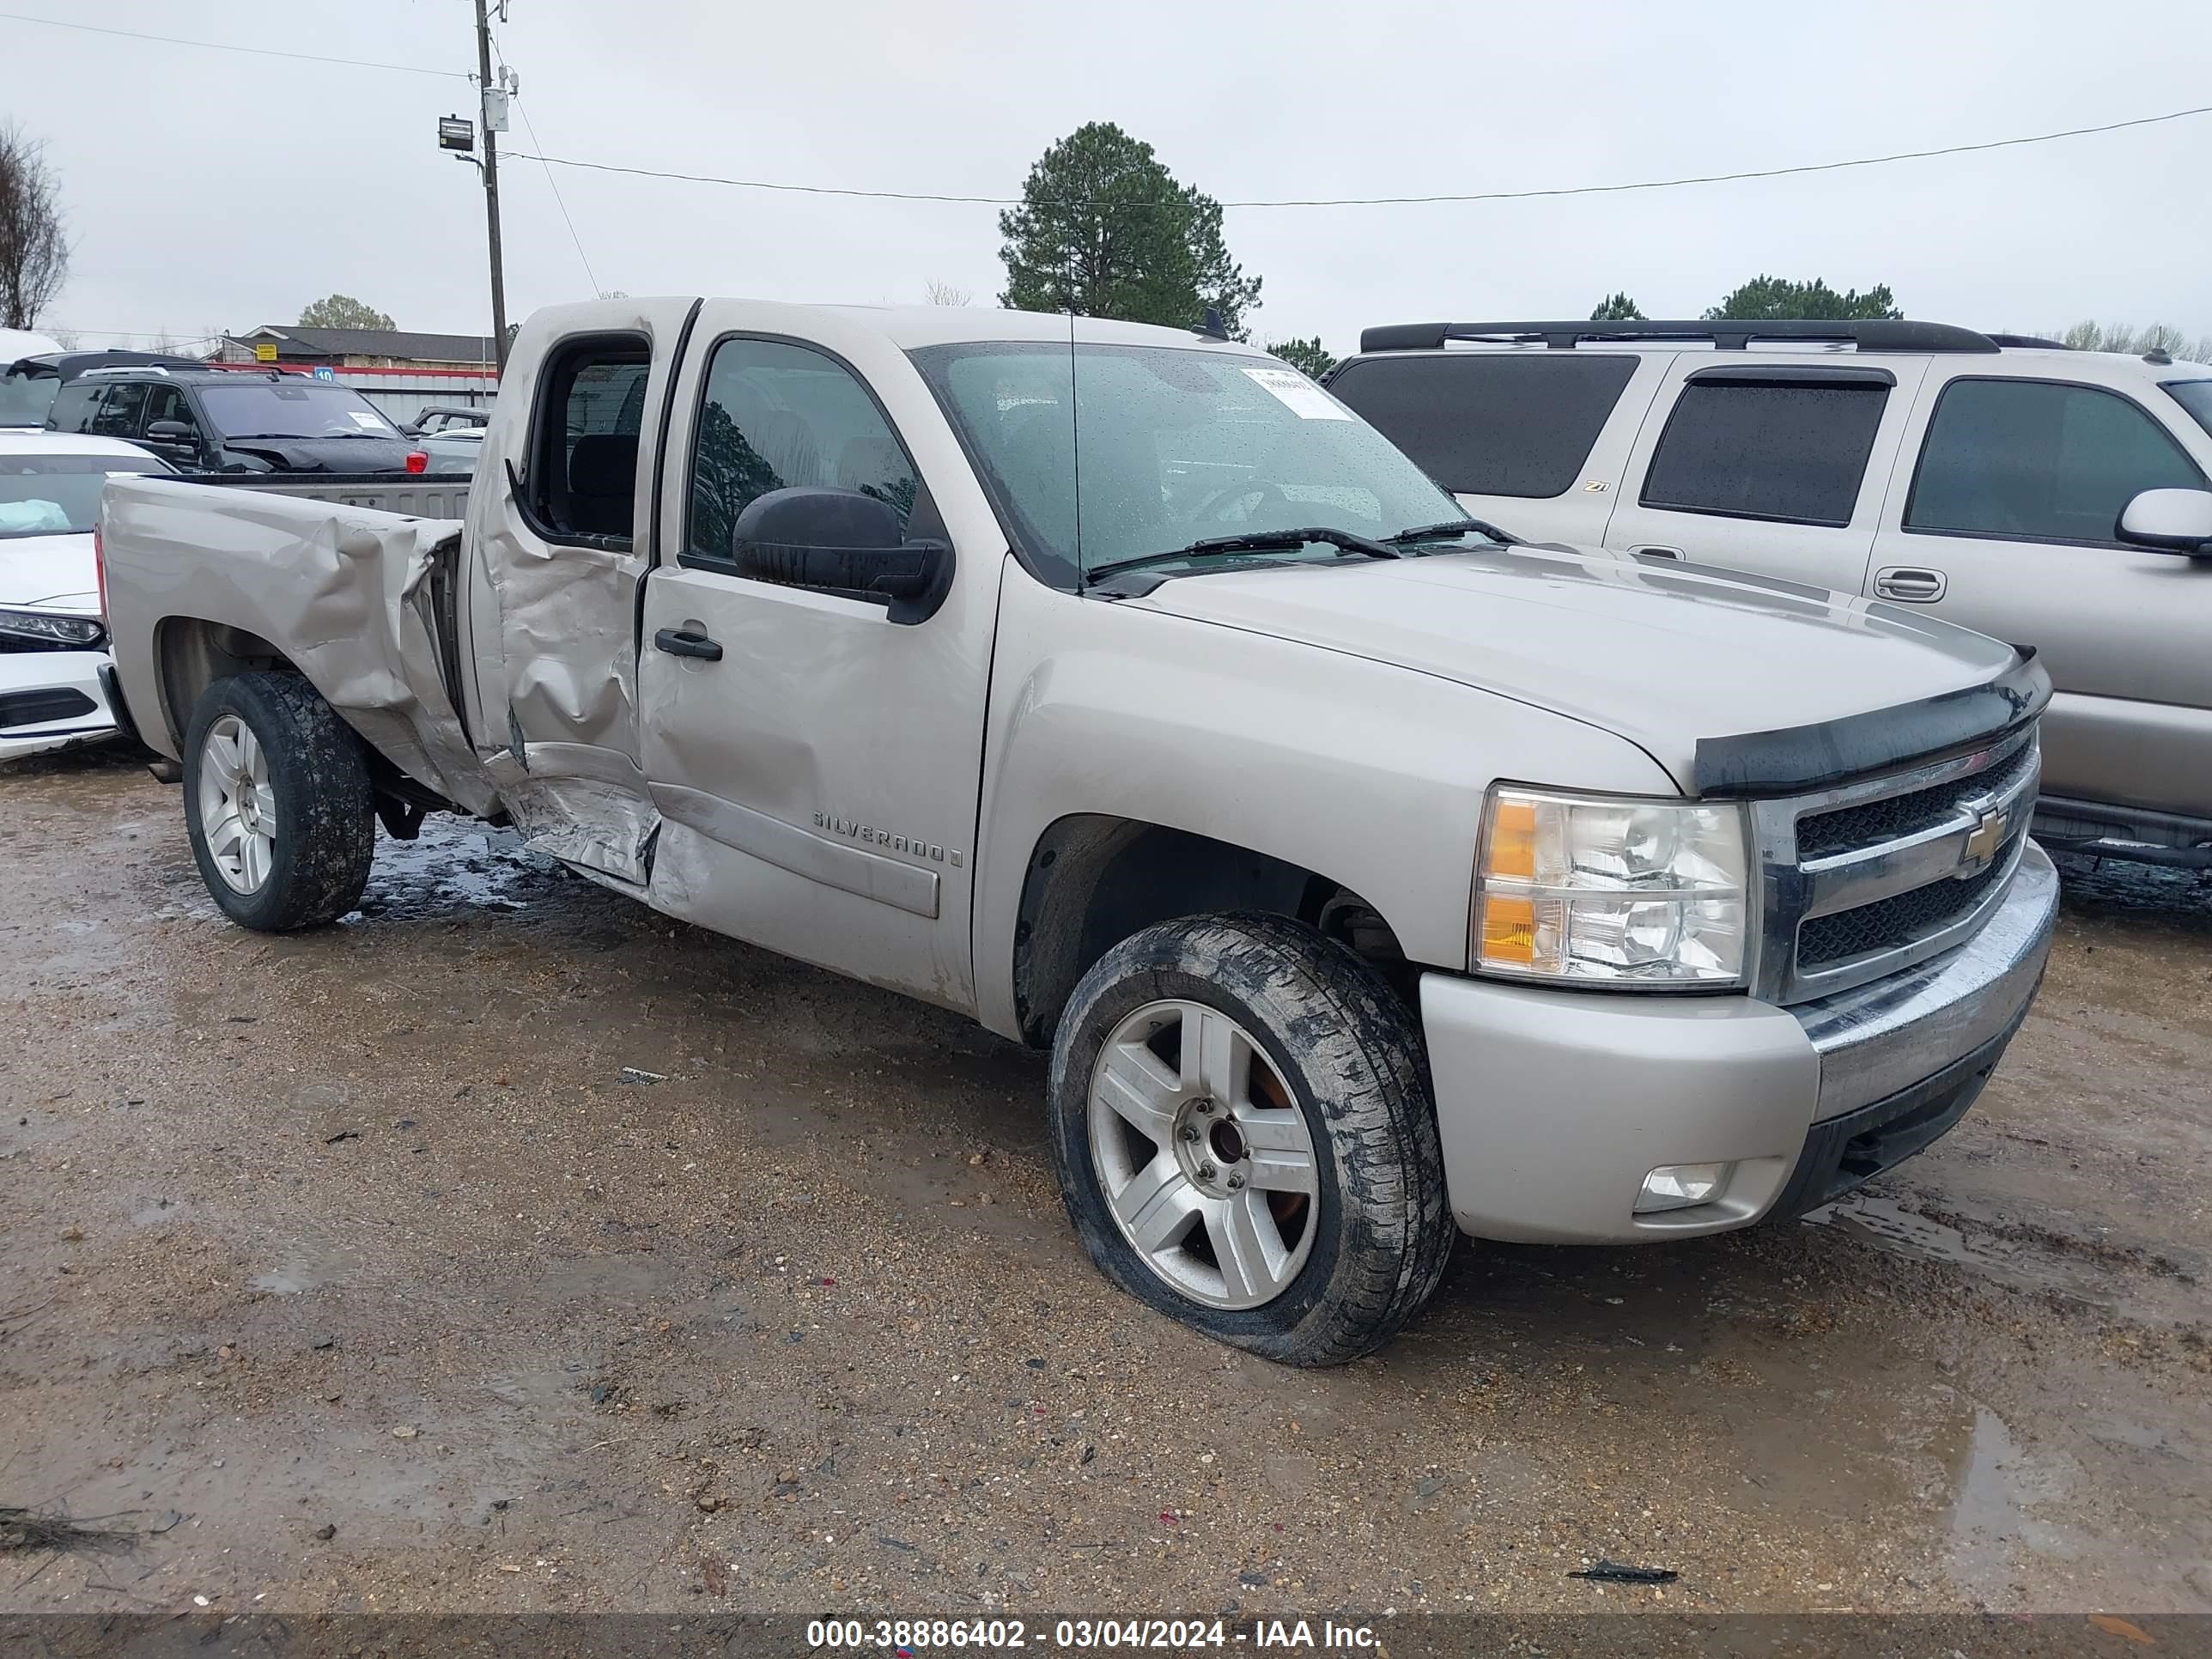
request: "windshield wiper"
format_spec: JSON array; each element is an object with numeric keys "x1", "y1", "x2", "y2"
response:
[
  {"x1": 1383, "y1": 518, "x2": 1522, "y2": 547},
  {"x1": 1085, "y1": 526, "x2": 1400, "y2": 588}
]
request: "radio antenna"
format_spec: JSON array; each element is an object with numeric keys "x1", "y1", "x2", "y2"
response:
[{"x1": 1066, "y1": 262, "x2": 1085, "y2": 592}]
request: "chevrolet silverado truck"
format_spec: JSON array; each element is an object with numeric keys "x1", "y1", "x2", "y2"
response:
[{"x1": 97, "y1": 300, "x2": 2059, "y2": 1364}]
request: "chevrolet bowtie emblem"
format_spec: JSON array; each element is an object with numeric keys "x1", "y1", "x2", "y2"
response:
[{"x1": 1964, "y1": 806, "x2": 2010, "y2": 865}]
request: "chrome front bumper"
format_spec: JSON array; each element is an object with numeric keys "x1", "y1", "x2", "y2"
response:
[{"x1": 1419, "y1": 841, "x2": 2059, "y2": 1244}]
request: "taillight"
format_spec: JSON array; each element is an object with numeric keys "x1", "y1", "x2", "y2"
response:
[
  {"x1": 94, "y1": 521, "x2": 109, "y2": 623},
  {"x1": 404, "y1": 449, "x2": 428, "y2": 475}
]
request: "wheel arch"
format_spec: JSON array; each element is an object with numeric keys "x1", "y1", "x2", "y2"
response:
[
  {"x1": 1010, "y1": 812, "x2": 1410, "y2": 1048},
  {"x1": 152, "y1": 616, "x2": 299, "y2": 753}
]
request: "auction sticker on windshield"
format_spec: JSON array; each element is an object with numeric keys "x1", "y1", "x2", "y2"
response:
[{"x1": 1241, "y1": 367, "x2": 1350, "y2": 420}]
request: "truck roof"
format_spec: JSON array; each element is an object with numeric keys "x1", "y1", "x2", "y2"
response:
[{"x1": 532, "y1": 297, "x2": 1274, "y2": 356}]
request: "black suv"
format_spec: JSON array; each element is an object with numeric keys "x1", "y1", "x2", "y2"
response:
[{"x1": 46, "y1": 366, "x2": 455, "y2": 474}]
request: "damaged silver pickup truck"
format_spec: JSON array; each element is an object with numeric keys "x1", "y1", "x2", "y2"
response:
[{"x1": 100, "y1": 299, "x2": 2058, "y2": 1364}]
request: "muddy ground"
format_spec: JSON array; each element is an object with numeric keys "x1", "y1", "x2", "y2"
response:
[{"x1": 2, "y1": 746, "x2": 2209, "y2": 1623}]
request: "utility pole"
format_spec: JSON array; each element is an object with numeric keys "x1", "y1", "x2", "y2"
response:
[{"x1": 473, "y1": 0, "x2": 509, "y2": 372}]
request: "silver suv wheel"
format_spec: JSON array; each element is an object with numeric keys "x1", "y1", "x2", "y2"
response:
[
  {"x1": 197, "y1": 712, "x2": 278, "y2": 894},
  {"x1": 1087, "y1": 997, "x2": 1321, "y2": 1310}
]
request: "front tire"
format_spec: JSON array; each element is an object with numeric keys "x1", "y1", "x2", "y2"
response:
[
  {"x1": 1048, "y1": 912, "x2": 1455, "y2": 1366},
  {"x1": 182, "y1": 672, "x2": 375, "y2": 932}
]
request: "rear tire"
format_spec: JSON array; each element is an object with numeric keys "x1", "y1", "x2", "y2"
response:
[
  {"x1": 1048, "y1": 911, "x2": 1455, "y2": 1367},
  {"x1": 182, "y1": 672, "x2": 375, "y2": 932}
]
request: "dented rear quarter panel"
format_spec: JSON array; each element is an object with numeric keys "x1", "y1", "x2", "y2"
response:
[{"x1": 100, "y1": 477, "x2": 494, "y2": 812}]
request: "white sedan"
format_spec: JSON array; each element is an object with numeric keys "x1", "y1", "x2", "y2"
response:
[{"x1": 1, "y1": 433, "x2": 173, "y2": 761}]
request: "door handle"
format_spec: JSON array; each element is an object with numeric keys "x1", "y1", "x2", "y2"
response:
[
  {"x1": 1874, "y1": 565, "x2": 1948, "y2": 602},
  {"x1": 653, "y1": 626, "x2": 724, "y2": 661},
  {"x1": 1628, "y1": 544, "x2": 1684, "y2": 560}
]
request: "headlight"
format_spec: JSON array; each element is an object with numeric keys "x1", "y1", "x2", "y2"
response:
[
  {"x1": 0, "y1": 608, "x2": 106, "y2": 649},
  {"x1": 1473, "y1": 787, "x2": 1750, "y2": 987}
]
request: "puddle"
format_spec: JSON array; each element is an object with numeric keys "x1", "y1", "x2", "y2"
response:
[
  {"x1": 1942, "y1": 1404, "x2": 2081, "y2": 1598},
  {"x1": 246, "y1": 1244, "x2": 357, "y2": 1296},
  {"x1": 350, "y1": 823, "x2": 562, "y2": 922},
  {"x1": 1799, "y1": 1191, "x2": 2175, "y2": 1316}
]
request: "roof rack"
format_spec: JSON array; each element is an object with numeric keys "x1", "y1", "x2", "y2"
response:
[
  {"x1": 1358, "y1": 319, "x2": 2002, "y2": 356},
  {"x1": 1984, "y1": 332, "x2": 2070, "y2": 349}
]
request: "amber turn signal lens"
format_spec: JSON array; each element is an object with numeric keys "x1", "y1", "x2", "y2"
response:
[
  {"x1": 1478, "y1": 893, "x2": 1536, "y2": 964},
  {"x1": 1486, "y1": 799, "x2": 1538, "y2": 880}
]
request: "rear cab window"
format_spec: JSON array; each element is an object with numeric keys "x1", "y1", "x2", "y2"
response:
[
  {"x1": 525, "y1": 334, "x2": 651, "y2": 548},
  {"x1": 1639, "y1": 367, "x2": 1893, "y2": 526},
  {"x1": 1327, "y1": 352, "x2": 1638, "y2": 498}
]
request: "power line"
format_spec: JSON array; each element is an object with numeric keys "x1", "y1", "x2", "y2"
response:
[
  {"x1": 515, "y1": 98, "x2": 600, "y2": 293},
  {"x1": 0, "y1": 10, "x2": 465, "y2": 77},
  {"x1": 509, "y1": 101, "x2": 2212, "y2": 210}
]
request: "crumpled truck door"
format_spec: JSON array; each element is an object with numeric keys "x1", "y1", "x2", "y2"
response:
[{"x1": 462, "y1": 299, "x2": 700, "y2": 887}]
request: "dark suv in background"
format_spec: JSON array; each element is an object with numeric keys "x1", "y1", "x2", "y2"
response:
[{"x1": 46, "y1": 366, "x2": 459, "y2": 475}]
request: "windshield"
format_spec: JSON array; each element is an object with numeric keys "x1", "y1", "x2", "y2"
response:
[
  {"x1": 0, "y1": 452, "x2": 170, "y2": 538},
  {"x1": 909, "y1": 342, "x2": 1464, "y2": 584},
  {"x1": 2166, "y1": 380, "x2": 2212, "y2": 441},
  {"x1": 0, "y1": 367, "x2": 59, "y2": 428},
  {"x1": 197, "y1": 380, "x2": 401, "y2": 440}
]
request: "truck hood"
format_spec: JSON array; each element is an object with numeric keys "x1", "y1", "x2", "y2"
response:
[
  {"x1": 216, "y1": 436, "x2": 426, "y2": 474},
  {"x1": 1133, "y1": 542, "x2": 2024, "y2": 791},
  {"x1": 0, "y1": 531, "x2": 96, "y2": 612}
]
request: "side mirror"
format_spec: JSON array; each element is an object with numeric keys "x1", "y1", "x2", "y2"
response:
[
  {"x1": 2116, "y1": 487, "x2": 2212, "y2": 555},
  {"x1": 730, "y1": 486, "x2": 952, "y2": 624},
  {"x1": 144, "y1": 419, "x2": 197, "y2": 447}
]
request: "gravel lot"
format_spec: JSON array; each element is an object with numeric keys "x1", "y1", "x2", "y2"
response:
[{"x1": 3, "y1": 746, "x2": 2209, "y2": 1621}]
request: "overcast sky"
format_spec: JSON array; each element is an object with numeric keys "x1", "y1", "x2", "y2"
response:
[{"x1": 7, "y1": 0, "x2": 2209, "y2": 355}]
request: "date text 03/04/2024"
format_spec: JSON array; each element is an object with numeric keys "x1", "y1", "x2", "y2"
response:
[{"x1": 805, "y1": 1618, "x2": 1381, "y2": 1650}]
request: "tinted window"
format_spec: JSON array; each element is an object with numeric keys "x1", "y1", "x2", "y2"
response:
[
  {"x1": 46, "y1": 382, "x2": 101, "y2": 433},
  {"x1": 2160, "y1": 379, "x2": 2212, "y2": 441},
  {"x1": 528, "y1": 336, "x2": 649, "y2": 544},
  {"x1": 1908, "y1": 379, "x2": 2205, "y2": 544},
  {"x1": 88, "y1": 382, "x2": 149, "y2": 438},
  {"x1": 1328, "y1": 353, "x2": 1636, "y2": 498},
  {"x1": 689, "y1": 338, "x2": 916, "y2": 564},
  {"x1": 1642, "y1": 378, "x2": 1888, "y2": 526}
]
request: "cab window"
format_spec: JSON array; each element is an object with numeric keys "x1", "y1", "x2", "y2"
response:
[
  {"x1": 1906, "y1": 378, "x2": 2206, "y2": 545},
  {"x1": 527, "y1": 334, "x2": 650, "y2": 547},
  {"x1": 686, "y1": 337, "x2": 916, "y2": 568}
]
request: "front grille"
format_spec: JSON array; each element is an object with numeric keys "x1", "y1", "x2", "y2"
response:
[
  {"x1": 1797, "y1": 840, "x2": 2015, "y2": 968},
  {"x1": 1796, "y1": 738, "x2": 2036, "y2": 860},
  {"x1": 1753, "y1": 723, "x2": 2041, "y2": 1001},
  {"x1": 0, "y1": 686, "x2": 99, "y2": 728}
]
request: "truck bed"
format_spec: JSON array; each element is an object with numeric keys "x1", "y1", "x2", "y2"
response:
[
  {"x1": 100, "y1": 477, "x2": 495, "y2": 816},
  {"x1": 171, "y1": 471, "x2": 474, "y2": 520}
]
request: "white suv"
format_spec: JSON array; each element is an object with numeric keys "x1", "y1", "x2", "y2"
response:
[{"x1": 1328, "y1": 319, "x2": 2212, "y2": 869}]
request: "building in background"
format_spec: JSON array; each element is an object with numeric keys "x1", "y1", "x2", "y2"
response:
[{"x1": 214, "y1": 325, "x2": 500, "y2": 427}]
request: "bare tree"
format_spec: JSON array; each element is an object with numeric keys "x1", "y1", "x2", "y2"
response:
[
  {"x1": 2055, "y1": 319, "x2": 2210, "y2": 361},
  {"x1": 924, "y1": 279, "x2": 973, "y2": 307},
  {"x1": 0, "y1": 122, "x2": 70, "y2": 330}
]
